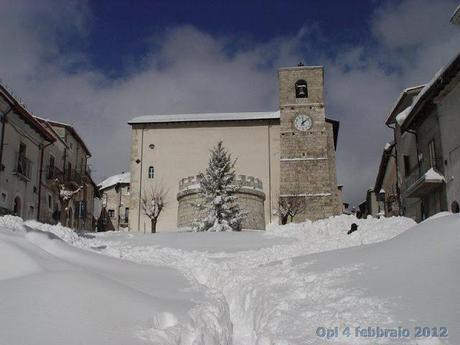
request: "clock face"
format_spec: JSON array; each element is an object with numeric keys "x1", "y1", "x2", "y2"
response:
[{"x1": 294, "y1": 114, "x2": 312, "y2": 131}]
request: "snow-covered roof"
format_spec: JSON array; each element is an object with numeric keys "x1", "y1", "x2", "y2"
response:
[
  {"x1": 128, "y1": 111, "x2": 281, "y2": 124},
  {"x1": 398, "y1": 52, "x2": 460, "y2": 129},
  {"x1": 451, "y1": 4, "x2": 460, "y2": 24},
  {"x1": 395, "y1": 105, "x2": 412, "y2": 126},
  {"x1": 385, "y1": 85, "x2": 425, "y2": 126},
  {"x1": 424, "y1": 168, "x2": 445, "y2": 182},
  {"x1": 98, "y1": 172, "x2": 130, "y2": 191}
]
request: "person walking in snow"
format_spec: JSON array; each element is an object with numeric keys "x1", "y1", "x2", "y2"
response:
[{"x1": 347, "y1": 223, "x2": 358, "y2": 235}]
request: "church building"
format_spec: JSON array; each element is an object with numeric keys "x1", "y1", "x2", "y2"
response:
[{"x1": 128, "y1": 65, "x2": 343, "y2": 232}]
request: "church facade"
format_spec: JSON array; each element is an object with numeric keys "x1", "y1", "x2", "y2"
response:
[{"x1": 128, "y1": 65, "x2": 343, "y2": 232}]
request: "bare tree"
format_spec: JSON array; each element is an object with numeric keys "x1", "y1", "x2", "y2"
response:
[
  {"x1": 273, "y1": 195, "x2": 306, "y2": 225},
  {"x1": 142, "y1": 185, "x2": 168, "y2": 233},
  {"x1": 56, "y1": 180, "x2": 83, "y2": 226}
]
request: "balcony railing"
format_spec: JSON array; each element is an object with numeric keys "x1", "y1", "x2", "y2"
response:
[
  {"x1": 404, "y1": 157, "x2": 444, "y2": 197},
  {"x1": 14, "y1": 153, "x2": 32, "y2": 180},
  {"x1": 65, "y1": 169, "x2": 83, "y2": 185},
  {"x1": 47, "y1": 166, "x2": 64, "y2": 182}
]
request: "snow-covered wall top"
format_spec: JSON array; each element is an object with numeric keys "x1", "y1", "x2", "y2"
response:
[
  {"x1": 178, "y1": 174, "x2": 263, "y2": 192},
  {"x1": 98, "y1": 172, "x2": 130, "y2": 191},
  {"x1": 128, "y1": 111, "x2": 280, "y2": 124}
]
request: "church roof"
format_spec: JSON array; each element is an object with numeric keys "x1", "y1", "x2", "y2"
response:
[
  {"x1": 128, "y1": 110, "x2": 340, "y2": 149},
  {"x1": 128, "y1": 111, "x2": 280, "y2": 124}
]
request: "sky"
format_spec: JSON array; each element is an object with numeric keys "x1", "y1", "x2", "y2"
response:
[{"x1": 1, "y1": 0, "x2": 459, "y2": 206}]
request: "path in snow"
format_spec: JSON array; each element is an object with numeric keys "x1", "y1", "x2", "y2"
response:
[{"x1": 62, "y1": 215, "x2": 423, "y2": 345}]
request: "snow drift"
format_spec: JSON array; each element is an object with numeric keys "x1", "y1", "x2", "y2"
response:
[{"x1": 1, "y1": 214, "x2": 458, "y2": 345}]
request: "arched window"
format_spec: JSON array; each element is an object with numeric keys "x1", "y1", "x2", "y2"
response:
[
  {"x1": 148, "y1": 166, "x2": 155, "y2": 179},
  {"x1": 295, "y1": 79, "x2": 308, "y2": 98}
]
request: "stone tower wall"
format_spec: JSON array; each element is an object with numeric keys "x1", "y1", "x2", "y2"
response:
[
  {"x1": 279, "y1": 66, "x2": 341, "y2": 221},
  {"x1": 177, "y1": 174, "x2": 266, "y2": 230}
]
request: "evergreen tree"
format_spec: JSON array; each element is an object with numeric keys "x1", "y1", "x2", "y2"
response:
[{"x1": 193, "y1": 141, "x2": 245, "y2": 232}]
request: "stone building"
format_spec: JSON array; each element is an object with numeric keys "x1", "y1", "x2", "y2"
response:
[
  {"x1": 385, "y1": 52, "x2": 460, "y2": 221},
  {"x1": 97, "y1": 172, "x2": 130, "y2": 231},
  {"x1": 128, "y1": 65, "x2": 343, "y2": 232},
  {"x1": 0, "y1": 82, "x2": 98, "y2": 229},
  {"x1": 0, "y1": 84, "x2": 55, "y2": 219},
  {"x1": 35, "y1": 118, "x2": 98, "y2": 230},
  {"x1": 177, "y1": 174, "x2": 266, "y2": 230}
]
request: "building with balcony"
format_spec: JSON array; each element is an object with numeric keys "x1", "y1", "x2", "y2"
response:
[
  {"x1": 0, "y1": 84, "x2": 55, "y2": 219},
  {"x1": 35, "y1": 117, "x2": 98, "y2": 230},
  {"x1": 385, "y1": 52, "x2": 460, "y2": 221},
  {"x1": 97, "y1": 172, "x2": 130, "y2": 231}
]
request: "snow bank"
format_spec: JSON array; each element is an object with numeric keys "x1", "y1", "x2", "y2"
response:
[
  {"x1": 0, "y1": 217, "x2": 232, "y2": 345},
  {"x1": 0, "y1": 215, "x2": 26, "y2": 232},
  {"x1": 5, "y1": 214, "x2": 457, "y2": 344},
  {"x1": 25, "y1": 219, "x2": 82, "y2": 243},
  {"x1": 266, "y1": 214, "x2": 415, "y2": 245},
  {"x1": 83, "y1": 215, "x2": 419, "y2": 344}
]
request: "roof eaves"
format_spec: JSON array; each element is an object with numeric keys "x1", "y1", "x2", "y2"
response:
[
  {"x1": 384, "y1": 85, "x2": 425, "y2": 126},
  {"x1": 0, "y1": 84, "x2": 55, "y2": 142},
  {"x1": 46, "y1": 119, "x2": 92, "y2": 156},
  {"x1": 374, "y1": 145, "x2": 394, "y2": 192},
  {"x1": 450, "y1": 4, "x2": 460, "y2": 24},
  {"x1": 401, "y1": 52, "x2": 460, "y2": 131}
]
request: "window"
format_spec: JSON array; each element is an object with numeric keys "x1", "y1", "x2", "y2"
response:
[
  {"x1": 13, "y1": 196, "x2": 22, "y2": 216},
  {"x1": 124, "y1": 207, "x2": 129, "y2": 222},
  {"x1": 19, "y1": 142, "x2": 26, "y2": 158},
  {"x1": 49, "y1": 155, "x2": 55, "y2": 178},
  {"x1": 148, "y1": 166, "x2": 155, "y2": 179},
  {"x1": 108, "y1": 209, "x2": 115, "y2": 218},
  {"x1": 48, "y1": 194, "x2": 52, "y2": 209},
  {"x1": 17, "y1": 142, "x2": 29, "y2": 177},
  {"x1": 428, "y1": 140, "x2": 437, "y2": 169},
  {"x1": 403, "y1": 155, "x2": 411, "y2": 177},
  {"x1": 295, "y1": 79, "x2": 308, "y2": 98},
  {"x1": 67, "y1": 162, "x2": 72, "y2": 180}
]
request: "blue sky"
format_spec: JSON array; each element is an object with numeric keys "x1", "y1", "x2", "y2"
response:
[
  {"x1": 85, "y1": 0, "x2": 377, "y2": 75},
  {"x1": 1, "y1": 0, "x2": 459, "y2": 205}
]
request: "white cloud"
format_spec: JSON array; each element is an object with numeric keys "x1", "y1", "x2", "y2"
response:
[{"x1": 1, "y1": 0, "x2": 459, "y2": 206}]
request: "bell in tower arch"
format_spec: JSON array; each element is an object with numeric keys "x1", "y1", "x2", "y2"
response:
[{"x1": 295, "y1": 79, "x2": 308, "y2": 98}]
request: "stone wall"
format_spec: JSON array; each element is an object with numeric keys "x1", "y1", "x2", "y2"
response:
[
  {"x1": 278, "y1": 66, "x2": 341, "y2": 221},
  {"x1": 177, "y1": 174, "x2": 266, "y2": 230}
]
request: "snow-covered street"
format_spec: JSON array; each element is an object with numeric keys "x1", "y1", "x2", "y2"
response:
[{"x1": 1, "y1": 214, "x2": 459, "y2": 345}]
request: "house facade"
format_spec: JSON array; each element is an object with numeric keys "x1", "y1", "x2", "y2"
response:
[
  {"x1": 385, "y1": 53, "x2": 460, "y2": 221},
  {"x1": 0, "y1": 83, "x2": 97, "y2": 229},
  {"x1": 97, "y1": 172, "x2": 130, "y2": 231},
  {"x1": 39, "y1": 119, "x2": 97, "y2": 230},
  {"x1": 0, "y1": 85, "x2": 55, "y2": 219},
  {"x1": 128, "y1": 65, "x2": 343, "y2": 232}
]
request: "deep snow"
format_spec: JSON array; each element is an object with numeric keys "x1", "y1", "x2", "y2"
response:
[{"x1": 1, "y1": 214, "x2": 458, "y2": 345}]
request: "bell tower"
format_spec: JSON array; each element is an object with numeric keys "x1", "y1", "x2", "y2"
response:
[{"x1": 278, "y1": 64, "x2": 340, "y2": 221}]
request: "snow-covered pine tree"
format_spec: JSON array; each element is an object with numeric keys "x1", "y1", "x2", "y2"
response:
[{"x1": 193, "y1": 141, "x2": 245, "y2": 232}]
